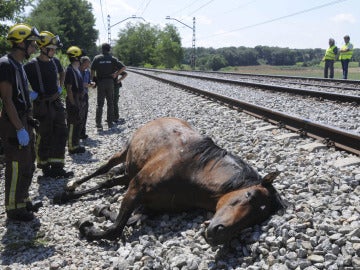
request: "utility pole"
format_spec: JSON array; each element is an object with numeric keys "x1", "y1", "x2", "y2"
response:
[
  {"x1": 108, "y1": 15, "x2": 146, "y2": 45},
  {"x1": 166, "y1": 16, "x2": 196, "y2": 70}
]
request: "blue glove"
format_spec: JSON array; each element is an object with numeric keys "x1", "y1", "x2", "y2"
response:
[
  {"x1": 58, "y1": 86, "x2": 63, "y2": 94},
  {"x1": 29, "y1": 91, "x2": 38, "y2": 101},
  {"x1": 17, "y1": 128, "x2": 30, "y2": 146}
]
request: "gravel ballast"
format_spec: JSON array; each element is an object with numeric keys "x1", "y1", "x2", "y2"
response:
[{"x1": 0, "y1": 72, "x2": 359, "y2": 270}]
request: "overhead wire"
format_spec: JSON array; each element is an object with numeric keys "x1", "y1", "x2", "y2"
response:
[
  {"x1": 187, "y1": 0, "x2": 216, "y2": 16},
  {"x1": 99, "y1": 0, "x2": 108, "y2": 33},
  {"x1": 200, "y1": 0, "x2": 349, "y2": 40}
]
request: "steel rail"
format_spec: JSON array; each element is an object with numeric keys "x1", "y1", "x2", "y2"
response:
[
  {"x1": 178, "y1": 68, "x2": 360, "y2": 85},
  {"x1": 129, "y1": 68, "x2": 360, "y2": 104},
  {"x1": 131, "y1": 69, "x2": 360, "y2": 155}
]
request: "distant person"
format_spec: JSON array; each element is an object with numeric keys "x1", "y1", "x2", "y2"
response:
[
  {"x1": 113, "y1": 71, "x2": 128, "y2": 124},
  {"x1": 65, "y1": 46, "x2": 86, "y2": 154},
  {"x1": 339, "y1": 35, "x2": 353, "y2": 79},
  {"x1": 91, "y1": 43, "x2": 126, "y2": 130},
  {"x1": 0, "y1": 23, "x2": 40, "y2": 221},
  {"x1": 323, "y1": 38, "x2": 338, "y2": 79},
  {"x1": 79, "y1": 56, "x2": 94, "y2": 139}
]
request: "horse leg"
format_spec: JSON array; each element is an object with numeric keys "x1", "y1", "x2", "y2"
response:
[
  {"x1": 53, "y1": 174, "x2": 130, "y2": 204},
  {"x1": 79, "y1": 178, "x2": 143, "y2": 241},
  {"x1": 66, "y1": 148, "x2": 128, "y2": 191}
]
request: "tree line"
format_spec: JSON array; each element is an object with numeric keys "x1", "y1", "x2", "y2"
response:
[
  {"x1": 1, "y1": 0, "x2": 359, "y2": 71},
  {"x1": 184, "y1": 46, "x2": 360, "y2": 71}
]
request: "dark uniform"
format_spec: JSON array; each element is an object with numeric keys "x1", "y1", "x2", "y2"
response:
[
  {"x1": 113, "y1": 71, "x2": 128, "y2": 123},
  {"x1": 24, "y1": 57, "x2": 69, "y2": 176},
  {"x1": 91, "y1": 51, "x2": 125, "y2": 129},
  {"x1": 0, "y1": 54, "x2": 36, "y2": 219},
  {"x1": 65, "y1": 64, "x2": 86, "y2": 153}
]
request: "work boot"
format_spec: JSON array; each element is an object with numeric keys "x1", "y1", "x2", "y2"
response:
[
  {"x1": 80, "y1": 134, "x2": 89, "y2": 140},
  {"x1": 51, "y1": 167, "x2": 74, "y2": 178},
  {"x1": 113, "y1": 118, "x2": 125, "y2": 125},
  {"x1": 7, "y1": 208, "x2": 35, "y2": 222},
  {"x1": 69, "y1": 146, "x2": 86, "y2": 155},
  {"x1": 42, "y1": 165, "x2": 53, "y2": 177}
]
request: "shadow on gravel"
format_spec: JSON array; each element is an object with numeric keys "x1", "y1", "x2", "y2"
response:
[{"x1": 1, "y1": 218, "x2": 55, "y2": 266}]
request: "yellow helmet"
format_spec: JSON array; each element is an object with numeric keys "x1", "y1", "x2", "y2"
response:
[
  {"x1": 7, "y1": 23, "x2": 41, "y2": 44},
  {"x1": 66, "y1": 46, "x2": 83, "y2": 60},
  {"x1": 37, "y1": 31, "x2": 63, "y2": 48}
]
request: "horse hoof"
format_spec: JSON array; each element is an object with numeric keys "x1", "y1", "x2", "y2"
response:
[
  {"x1": 78, "y1": 218, "x2": 94, "y2": 235},
  {"x1": 65, "y1": 180, "x2": 78, "y2": 191},
  {"x1": 93, "y1": 204, "x2": 110, "y2": 217}
]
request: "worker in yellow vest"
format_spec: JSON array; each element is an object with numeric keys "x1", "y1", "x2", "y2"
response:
[
  {"x1": 323, "y1": 38, "x2": 338, "y2": 79},
  {"x1": 339, "y1": 35, "x2": 353, "y2": 79}
]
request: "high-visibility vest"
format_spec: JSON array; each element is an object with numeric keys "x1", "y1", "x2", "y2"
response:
[
  {"x1": 324, "y1": 45, "x2": 337, "y2": 60},
  {"x1": 339, "y1": 42, "x2": 353, "y2": 60}
]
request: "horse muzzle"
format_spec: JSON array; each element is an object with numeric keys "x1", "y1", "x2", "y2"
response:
[{"x1": 204, "y1": 220, "x2": 229, "y2": 246}]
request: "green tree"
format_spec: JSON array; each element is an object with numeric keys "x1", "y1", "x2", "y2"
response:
[
  {"x1": 0, "y1": 0, "x2": 33, "y2": 55},
  {"x1": 27, "y1": 0, "x2": 98, "y2": 56},
  {"x1": 113, "y1": 23, "x2": 182, "y2": 68},
  {"x1": 205, "y1": 54, "x2": 228, "y2": 71},
  {"x1": 155, "y1": 24, "x2": 183, "y2": 68}
]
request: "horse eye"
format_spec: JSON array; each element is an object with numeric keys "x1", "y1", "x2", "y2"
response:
[
  {"x1": 260, "y1": 205, "x2": 266, "y2": 211},
  {"x1": 246, "y1": 192, "x2": 251, "y2": 199}
]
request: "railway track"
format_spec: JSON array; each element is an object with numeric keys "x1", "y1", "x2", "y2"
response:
[
  {"x1": 131, "y1": 67, "x2": 360, "y2": 102},
  {"x1": 129, "y1": 68, "x2": 360, "y2": 156}
]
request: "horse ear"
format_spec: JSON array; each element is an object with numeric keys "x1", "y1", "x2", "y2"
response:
[{"x1": 262, "y1": 171, "x2": 280, "y2": 186}]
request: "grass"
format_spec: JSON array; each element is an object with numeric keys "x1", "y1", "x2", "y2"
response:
[{"x1": 221, "y1": 62, "x2": 360, "y2": 80}]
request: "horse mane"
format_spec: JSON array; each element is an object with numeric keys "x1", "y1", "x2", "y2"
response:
[
  {"x1": 190, "y1": 137, "x2": 227, "y2": 168},
  {"x1": 190, "y1": 137, "x2": 262, "y2": 192},
  {"x1": 221, "y1": 153, "x2": 262, "y2": 192}
]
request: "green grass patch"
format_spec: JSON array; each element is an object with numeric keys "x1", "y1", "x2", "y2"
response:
[{"x1": 221, "y1": 63, "x2": 360, "y2": 80}]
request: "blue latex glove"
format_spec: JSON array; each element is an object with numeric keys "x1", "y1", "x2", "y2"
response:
[
  {"x1": 29, "y1": 91, "x2": 38, "y2": 101},
  {"x1": 17, "y1": 128, "x2": 30, "y2": 146},
  {"x1": 58, "y1": 86, "x2": 63, "y2": 94}
]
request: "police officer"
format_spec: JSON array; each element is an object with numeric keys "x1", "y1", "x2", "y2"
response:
[
  {"x1": 323, "y1": 38, "x2": 338, "y2": 79},
  {"x1": 339, "y1": 35, "x2": 354, "y2": 79},
  {"x1": 91, "y1": 43, "x2": 126, "y2": 130},
  {"x1": 0, "y1": 23, "x2": 40, "y2": 221},
  {"x1": 65, "y1": 46, "x2": 86, "y2": 154},
  {"x1": 24, "y1": 31, "x2": 73, "y2": 178}
]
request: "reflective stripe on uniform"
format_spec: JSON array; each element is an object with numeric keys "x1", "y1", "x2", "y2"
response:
[
  {"x1": 7, "y1": 161, "x2": 19, "y2": 210},
  {"x1": 48, "y1": 158, "x2": 64, "y2": 164},
  {"x1": 68, "y1": 124, "x2": 75, "y2": 150}
]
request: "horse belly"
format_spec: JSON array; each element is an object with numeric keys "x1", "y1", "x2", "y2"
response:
[{"x1": 142, "y1": 186, "x2": 216, "y2": 213}]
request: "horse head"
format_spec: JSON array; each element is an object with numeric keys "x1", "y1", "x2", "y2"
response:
[{"x1": 205, "y1": 171, "x2": 284, "y2": 246}]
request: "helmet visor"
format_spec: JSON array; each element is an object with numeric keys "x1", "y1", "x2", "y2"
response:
[
  {"x1": 47, "y1": 35, "x2": 63, "y2": 48},
  {"x1": 27, "y1": 27, "x2": 42, "y2": 41}
]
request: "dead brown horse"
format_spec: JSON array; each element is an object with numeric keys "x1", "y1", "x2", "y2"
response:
[{"x1": 57, "y1": 117, "x2": 284, "y2": 245}]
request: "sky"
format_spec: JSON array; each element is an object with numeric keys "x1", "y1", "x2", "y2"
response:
[{"x1": 88, "y1": 0, "x2": 358, "y2": 49}]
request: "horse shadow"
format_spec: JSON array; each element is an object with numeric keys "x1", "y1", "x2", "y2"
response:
[{"x1": 0, "y1": 218, "x2": 55, "y2": 266}]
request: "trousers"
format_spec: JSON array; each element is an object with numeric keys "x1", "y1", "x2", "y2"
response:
[
  {"x1": 0, "y1": 113, "x2": 35, "y2": 211},
  {"x1": 96, "y1": 78, "x2": 114, "y2": 126}
]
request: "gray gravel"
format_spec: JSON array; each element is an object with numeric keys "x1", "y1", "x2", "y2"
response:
[
  {"x1": 0, "y1": 72, "x2": 359, "y2": 269},
  {"x1": 142, "y1": 70, "x2": 360, "y2": 134}
]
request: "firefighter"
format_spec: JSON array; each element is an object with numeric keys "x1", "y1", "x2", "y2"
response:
[
  {"x1": 24, "y1": 31, "x2": 73, "y2": 178},
  {"x1": 65, "y1": 46, "x2": 86, "y2": 154},
  {"x1": 0, "y1": 23, "x2": 40, "y2": 221}
]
